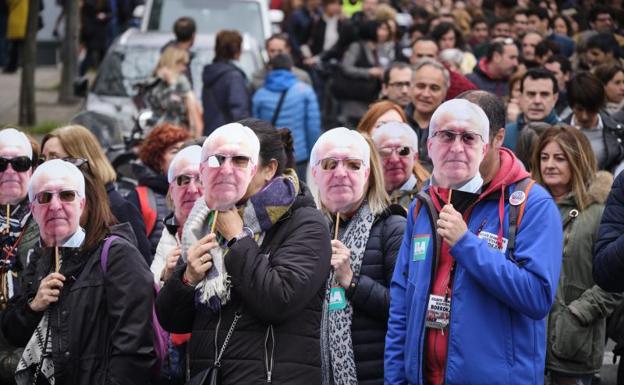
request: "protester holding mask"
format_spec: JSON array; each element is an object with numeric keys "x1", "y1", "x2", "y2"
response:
[
  {"x1": 372, "y1": 122, "x2": 429, "y2": 209},
  {"x1": 156, "y1": 123, "x2": 331, "y2": 384},
  {"x1": 385, "y1": 99, "x2": 562, "y2": 385},
  {"x1": 0, "y1": 128, "x2": 39, "y2": 385},
  {"x1": 310, "y1": 127, "x2": 406, "y2": 384},
  {"x1": 1, "y1": 160, "x2": 155, "y2": 385},
  {"x1": 531, "y1": 125, "x2": 621, "y2": 385},
  {"x1": 40, "y1": 124, "x2": 152, "y2": 262}
]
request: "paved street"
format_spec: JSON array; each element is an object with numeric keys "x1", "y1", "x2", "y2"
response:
[{"x1": 0, "y1": 66, "x2": 83, "y2": 129}]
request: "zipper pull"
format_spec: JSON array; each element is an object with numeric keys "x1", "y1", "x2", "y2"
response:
[
  {"x1": 441, "y1": 328, "x2": 445, "y2": 336},
  {"x1": 476, "y1": 218, "x2": 487, "y2": 235},
  {"x1": 267, "y1": 371, "x2": 272, "y2": 383}
]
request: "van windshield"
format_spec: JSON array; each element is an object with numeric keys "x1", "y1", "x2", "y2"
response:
[{"x1": 146, "y1": 0, "x2": 265, "y2": 42}]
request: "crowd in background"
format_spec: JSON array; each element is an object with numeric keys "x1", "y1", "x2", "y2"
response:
[{"x1": 4, "y1": 0, "x2": 624, "y2": 384}]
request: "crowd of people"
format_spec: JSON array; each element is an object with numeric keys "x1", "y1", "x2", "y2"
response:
[{"x1": 4, "y1": 0, "x2": 624, "y2": 384}]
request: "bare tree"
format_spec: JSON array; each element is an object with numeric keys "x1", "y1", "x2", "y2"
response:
[
  {"x1": 18, "y1": 0, "x2": 39, "y2": 126},
  {"x1": 59, "y1": 0, "x2": 80, "y2": 103}
]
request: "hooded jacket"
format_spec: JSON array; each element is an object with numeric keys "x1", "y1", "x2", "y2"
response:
[
  {"x1": 546, "y1": 172, "x2": 621, "y2": 375},
  {"x1": 201, "y1": 61, "x2": 251, "y2": 135},
  {"x1": 504, "y1": 110, "x2": 562, "y2": 151},
  {"x1": 252, "y1": 69, "x2": 321, "y2": 163},
  {"x1": 466, "y1": 58, "x2": 510, "y2": 98},
  {"x1": 156, "y1": 185, "x2": 332, "y2": 384},
  {"x1": 385, "y1": 148, "x2": 563, "y2": 385},
  {"x1": 1, "y1": 223, "x2": 156, "y2": 385}
]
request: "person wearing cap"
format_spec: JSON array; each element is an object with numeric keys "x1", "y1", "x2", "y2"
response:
[
  {"x1": 371, "y1": 121, "x2": 429, "y2": 209},
  {"x1": 155, "y1": 122, "x2": 331, "y2": 384},
  {"x1": 0, "y1": 128, "x2": 39, "y2": 385},
  {"x1": 385, "y1": 99, "x2": 562, "y2": 385},
  {"x1": 310, "y1": 127, "x2": 405, "y2": 384},
  {"x1": 1, "y1": 159, "x2": 156, "y2": 385}
]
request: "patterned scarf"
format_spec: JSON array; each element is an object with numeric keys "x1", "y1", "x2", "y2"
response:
[
  {"x1": 15, "y1": 310, "x2": 54, "y2": 385},
  {"x1": 181, "y1": 170, "x2": 300, "y2": 312},
  {"x1": 321, "y1": 202, "x2": 375, "y2": 385},
  {"x1": 0, "y1": 200, "x2": 32, "y2": 306}
]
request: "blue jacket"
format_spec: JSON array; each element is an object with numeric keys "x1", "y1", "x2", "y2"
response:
[
  {"x1": 252, "y1": 69, "x2": 321, "y2": 163},
  {"x1": 385, "y1": 153, "x2": 562, "y2": 385},
  {"x1": 594, "y1": 171, "x2": 624, "y2": 292},
  {"x1": 504, "y1": 110, "x2": 561, "y2": 151}
]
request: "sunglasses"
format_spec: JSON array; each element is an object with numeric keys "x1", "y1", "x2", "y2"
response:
[
  {"x1": 432, "y1": 130, "x2": 483, "y2": 146},
  {"x1": 34, "y1": 190, "x2": 79, "y2": 204},
  {"x1": 0, "y1": 156, "x2": 32, "y2": 172},
  {"x1": 318, "y1": 157, "x2": 364, "y2": 171},
  {"x1": 205, "y1": 154, "x2": 251, "y2": 169},
  {"x1": 378, "y1": 146, "x2": 412, "y2": 158},
  {"x1": 38, "y1": 157, "x2": 89, "y2": 168},
  {"x1": 176, "y1": 174, "x2": 202, "y2": 187}
]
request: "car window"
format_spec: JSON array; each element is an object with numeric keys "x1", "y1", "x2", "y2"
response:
[
  {"x1": 147, "y1": 0, "x2": 266, "y2": 43},
  {"x1": 92, "y1": 45, "x2": 259, "y2": 97}
]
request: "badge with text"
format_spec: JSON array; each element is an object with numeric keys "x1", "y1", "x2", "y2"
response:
[
  {"x1": 509, "y1": 191, "x2": 526, "y2": 206},
  {"x1": 329, "y1": 287, "x2": 347, "y2": 311},
  {"x1": 412, "y1": 235, "x2": 430, "y2": 261},
  {"x1": 425, "y1": 294, "x2": 451, "y2": 330},
  {"x1": 478, "y1": 231, "x2": 508, "y2": 252}
]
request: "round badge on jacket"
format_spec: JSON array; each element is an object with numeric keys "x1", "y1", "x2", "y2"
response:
[{"x1": 509, "y1": 191, "x2": 526, "y2": 206}]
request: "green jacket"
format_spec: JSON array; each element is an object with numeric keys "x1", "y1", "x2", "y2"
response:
[
  {"x1": 0, "y1": 214, "x2": 39, "y2": 384},
  {"x1": 546, "y1": 182, "x2": 622, "y2": 374}
]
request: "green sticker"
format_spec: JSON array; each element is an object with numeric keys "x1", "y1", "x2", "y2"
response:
[
  {"x1": 412, "y1": 235, "x2": 430, "y2": 261},
  {"x1": 329, "y1": 287, "x2": 347, "y2": 311}
]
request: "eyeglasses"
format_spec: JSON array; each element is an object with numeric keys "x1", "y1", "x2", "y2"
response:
[
  {"x1": 0, "y1": 156, "x2": 32, "y2": 172},
  {"x1": 318, "y1": 157, "x2": 364, "y2": 171},
  {"x1": 432, "y1": 130, "x2": 484, "y2": 146},
  {"x1": 176, "y1": 174, "x2": 202, "y2": 187},
  {"x1": 38, "y1": 156, "x2": 89, "y2": 168},
  {"x1": 204, "y1": 154, "x2": 251, "y2": 169},
  {"x1": 388, "y1": 81, "x2": 411, "y2": 89},
  {"x1": 378, "y1": 146, "x2": 412, "y2": 158},
  {"x1": 34, "y1": 190, "x2": 79, "y2": 204}
]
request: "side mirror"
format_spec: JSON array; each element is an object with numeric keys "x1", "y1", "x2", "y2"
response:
[{"x1": 269, "y1": 9, "x2": 284, "y2": 33}]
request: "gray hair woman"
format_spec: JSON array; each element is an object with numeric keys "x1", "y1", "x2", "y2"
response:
[{"x1": 310, "y1": 127, "x2": 406, "y2": 384}]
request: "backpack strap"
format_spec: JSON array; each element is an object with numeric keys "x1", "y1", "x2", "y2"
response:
[
  {"x1": 136, "y1": 186, "x2": 157, "y2": 236},
  {"x1": 271, "y1": 88, "x2": 289, "y2": 126},
  {"x1": 100, "y1": 235, "x2": 120, "y2": 273},
  {"x1": 506, "y1": 177, "x2": 535, "y2": 260},
  {"x1": 414, "y1": 191, "x2": 442, "y2": 263}
]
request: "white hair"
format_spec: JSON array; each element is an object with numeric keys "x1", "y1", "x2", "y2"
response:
[
  {"x1": 309, "y1": 127, "x2": 370, "y2": 167},
  {"x1": 0, "y1": 128, "x2": 33, "y2": 158},
  {"x1": 28, "y1": 159, "x2": 85, "y2": 202},
  {"x1": 439, "y1": 48, "x2": 464, "y2": 69},
  {"x1": 168, "y1": 145, "x2": 202, "y2": 183},
  {"x1": 201, "y1": 123, "x2": 260, "y2": 165},
  {"x1": 429, "y1": 99, "x2": 490, "y2": 144},
  {"x1": 372, "y1": 122, "x2": 419, "y2": 152}
]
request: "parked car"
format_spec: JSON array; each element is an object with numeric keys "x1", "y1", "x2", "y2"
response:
[{"x1": 84, "y1": 28, "x2": 263, "y2": 136}]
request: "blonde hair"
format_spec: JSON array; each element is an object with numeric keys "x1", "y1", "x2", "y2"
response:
[
  {"x1": 154, "y1": 46, "x2": 189, "y2": 75},
  {"x1": 42, "y1": 125, "x2": 117, "y2": 184}
]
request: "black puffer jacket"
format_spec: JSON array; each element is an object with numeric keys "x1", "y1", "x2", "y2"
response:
[
  {"x1": 1, "y1": 223, "x2": 156, "y2": 385},
  {"x1": 333, "y1": 205, "x2": 406, "y2": 385},
  {"x1": 156, "y1": 186, "x2": 331, "y2": 384},
  {"x1": 127, "y1": 162, "x2": 169, "y2": 256}
]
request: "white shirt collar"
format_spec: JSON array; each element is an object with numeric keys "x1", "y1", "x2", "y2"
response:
[
  {"x1": 399, "y1": 174, "x2": 417, "y2": 191},
  {"x1": 431, "y1": 173, "x2": 483, "y2": 193},
  {"x1": 60, "y1": 227, "x2": 86, "y2": 248},
  {"x1": 571, "y1": 113, "x2": 603, "y2": 130}
]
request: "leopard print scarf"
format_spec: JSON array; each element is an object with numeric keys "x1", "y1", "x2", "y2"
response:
[{"x1": 321, "y1": 202, "x2": 375, "y2": 385}]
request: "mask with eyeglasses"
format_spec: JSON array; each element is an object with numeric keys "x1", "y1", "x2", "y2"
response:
[
  {"x1": 0, "y1": 156, "x2": 32, "y2": 172},
  {"x1": 204, "y1": 154, "x2": 251, "y2": 169},
  {"x1": 317, "y1": 158, "x2": 364, "y2": 171},
  {"x1": 432, "y1": 130, "x2": 484, "y2": 146},
  {"x1": 34, "y1": 190, "x2": 79, "y2": 204},
  {"x1": 378, "y1": 146, "x2": 412, "y2": 158},
  {"x1": 175, "y1": 174, "x2": 202, "y2": 187}
]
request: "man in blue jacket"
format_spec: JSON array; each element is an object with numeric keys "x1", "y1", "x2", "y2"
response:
[
  {"x1": 385, "y1": 99, "x2": 562, "y2": 385},
  {"x1": 252, "y1": 53, "x2": 321, "y2": 180}
]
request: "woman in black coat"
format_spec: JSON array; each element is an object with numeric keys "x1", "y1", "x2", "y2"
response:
[
  {"x1": 310, "y1": 127, "x2": 406, "y2": 385},
  {"x1": 2, "y1": 160, "x2": 155, "y2": 385},
  {"x1": 156, "y1": 120, "x2": 331, "y2": 384}
]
